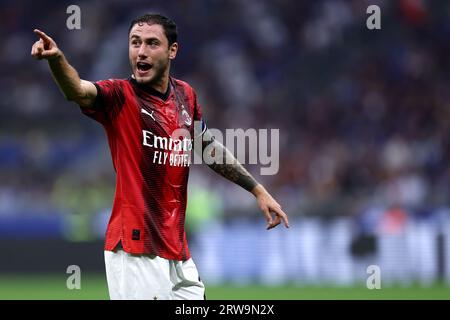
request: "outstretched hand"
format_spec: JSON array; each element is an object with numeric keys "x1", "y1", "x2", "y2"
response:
[
  {"x1": 31, "y1": 29, "x2": 61, "y2": 60},
  {"x1": 252, "y1": 185, "x2": 290, "y2": 230}
]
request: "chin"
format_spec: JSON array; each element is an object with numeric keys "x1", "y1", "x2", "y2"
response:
[{"x1": 136, "y1": 76, "x2": 153, "y2": 84}]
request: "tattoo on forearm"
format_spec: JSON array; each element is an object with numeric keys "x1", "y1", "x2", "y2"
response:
[{"x1": 202, "y1": 138, "x2": 258, "y2": 192}]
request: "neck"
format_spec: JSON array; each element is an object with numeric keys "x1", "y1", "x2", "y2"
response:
[{"x1": 151, "y1": 77, "x2": 169, "y2": 94}]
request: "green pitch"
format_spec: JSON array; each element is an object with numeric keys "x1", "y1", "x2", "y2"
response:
[{"x1": 0, "y1": 274, "x2": 448, "y2": 300}]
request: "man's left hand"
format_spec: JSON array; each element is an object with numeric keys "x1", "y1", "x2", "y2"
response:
[{"x1": 252, "y1": 184, "x2": 290, "y2": 230}]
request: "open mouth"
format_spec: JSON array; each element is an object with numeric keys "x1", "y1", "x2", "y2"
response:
[{"x1": 137, "y1": 61, "x2": 152, "y2": 72}]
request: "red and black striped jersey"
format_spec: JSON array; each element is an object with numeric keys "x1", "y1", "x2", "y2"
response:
[{"x1": 81, "y1": 76, "x2": 203, "y2": 261}]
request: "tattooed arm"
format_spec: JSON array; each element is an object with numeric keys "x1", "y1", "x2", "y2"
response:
[{"x1": 200, "y1": 129, "x2": 289, "y2": 230}]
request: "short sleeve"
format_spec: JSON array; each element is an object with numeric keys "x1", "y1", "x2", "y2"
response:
[{"x1": 80, "y1": 79, "x2": 125, "y2": 125}]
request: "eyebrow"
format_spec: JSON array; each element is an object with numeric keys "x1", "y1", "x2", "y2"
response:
[{"x1": 130, "y1": 35, "x2": 160, "y2": 42}]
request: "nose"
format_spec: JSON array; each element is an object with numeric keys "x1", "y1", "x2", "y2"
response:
[{"x1": 137, "y1": 44, "x2": 147, "y2": 59}]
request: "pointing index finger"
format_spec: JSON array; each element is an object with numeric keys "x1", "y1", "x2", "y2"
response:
[{"x1": 33, "y1": 29, "x2": 51, "y2": 44}]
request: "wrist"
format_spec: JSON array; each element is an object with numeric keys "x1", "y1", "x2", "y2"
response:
[
  {"x1": 251, "y1": 184, "x2": 266, "y2": 197},
  {"x1": 47, "y1": 49, "x2": 63, "y2": 62}
]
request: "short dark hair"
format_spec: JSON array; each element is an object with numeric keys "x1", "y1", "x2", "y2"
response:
[{"x1": 128, "y1": 14, "x2": 178, "y2": 46}]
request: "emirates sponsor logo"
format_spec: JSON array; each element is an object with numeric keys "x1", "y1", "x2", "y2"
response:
[{"x1": 142, "y1": 129, "x2": 192, "y2": 167}]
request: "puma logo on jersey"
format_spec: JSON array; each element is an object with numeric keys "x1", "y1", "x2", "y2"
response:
[{"x1": 141, "y1": 108, "x2": 155, "y2": 121}]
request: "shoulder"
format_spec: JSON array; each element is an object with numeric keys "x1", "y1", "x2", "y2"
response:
[
  {"x1": 94, "y1": 78, "x2": 133, "y2": 97},
  {"x1": 95, "y1": 78, "x2": 130, "y2": 88},
  {"x1": 92, "y1": 79, "x2": 131, "y2": 89},
  {"x1": 171, "y1": 77, "x2": 196, "y2": 96}
]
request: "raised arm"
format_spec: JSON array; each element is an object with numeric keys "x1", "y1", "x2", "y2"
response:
[
  {"x1": 201, "y1": 129, "x2": 289, "y2": 230},
  {"x1": 31, "y1": 29, "x2": 97, "y2": 107}
]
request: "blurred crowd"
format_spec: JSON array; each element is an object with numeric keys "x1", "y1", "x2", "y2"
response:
[{"x1": 2, "y1": 0, "x2": 450, "y2": 238}]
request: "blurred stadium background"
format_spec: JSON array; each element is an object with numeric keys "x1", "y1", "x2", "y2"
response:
[{"x1": 1, "y1": 0, "x2": 450, "y2": 299}]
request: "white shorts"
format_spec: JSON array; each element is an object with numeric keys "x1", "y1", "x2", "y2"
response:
[{"x1": 104, "y1": 249, "x2": 205, "y2": 300}]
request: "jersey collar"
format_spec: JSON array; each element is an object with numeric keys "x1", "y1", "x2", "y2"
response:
[{"x1": 129, "y1": 76, "x2": 171, "y2": 101}]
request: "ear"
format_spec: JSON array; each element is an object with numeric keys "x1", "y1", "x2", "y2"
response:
[{"x1": 169, "y1": 42, "x2": 178, "y2": 60}]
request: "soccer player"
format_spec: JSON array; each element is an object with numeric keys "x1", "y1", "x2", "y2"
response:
[{"x1": 31, "y1": 13, "x2": 289, "y2": 300}]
